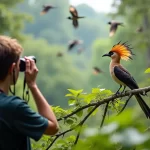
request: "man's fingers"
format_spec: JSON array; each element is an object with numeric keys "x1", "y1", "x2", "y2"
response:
[
  {"x1": 25, "y1": 59, "x2": 30, "y2": 73},
  {"x1": 30, "y1": 59, "x2": 37, "y2": 71}
]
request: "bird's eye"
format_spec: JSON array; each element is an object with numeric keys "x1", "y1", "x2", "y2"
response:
[{"x1": 109, "y1": 51, "x2": 114, "y2": 56}]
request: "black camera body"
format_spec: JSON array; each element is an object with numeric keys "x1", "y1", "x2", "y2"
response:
[{"x1": 20, "y1": 56, "x2": 36, "y2": 72}]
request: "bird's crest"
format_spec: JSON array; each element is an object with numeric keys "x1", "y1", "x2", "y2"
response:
[{"x1": 110, "y1": 41, "x2": 134, "y2": 61}]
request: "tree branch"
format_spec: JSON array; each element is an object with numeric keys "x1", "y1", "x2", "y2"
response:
[
  {"x1": 100, "y1": 102, "x2": 109, "y2": 128},
  {"x1": 57, "y1": 86, "x2": 150, "y2": 122},
  {"x1": 45, "y1": 136, "x2": 60, "y2": 150}
]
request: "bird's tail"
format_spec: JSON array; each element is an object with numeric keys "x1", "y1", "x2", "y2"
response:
[
  {"x1": 135, "y1": 94, "x2": 150, "y2": 119},
  {"x1": 109, "y1": 31, "x2": 114, "y2": 37},
  {"x1": 119, "y1": 23, "x2": 124, "y2": 26},
  {"x1": 78, "y1": 16, "x2": 85, "y2": 19}
]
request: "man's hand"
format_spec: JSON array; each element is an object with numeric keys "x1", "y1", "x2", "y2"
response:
[{"x1": 25, "y1": 56, "x2": 38, "y2": 88}]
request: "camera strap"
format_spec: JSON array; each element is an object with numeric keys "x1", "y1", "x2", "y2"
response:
[
  {"x1": 22, "y1": 77, "x2": 30, "y2": 103},
  {"x1": 9, "y1": 70, "x2": 30, "y2": 103},
  {"x1": 9, "y1": 69, "x2": 16, "y2": 95}
]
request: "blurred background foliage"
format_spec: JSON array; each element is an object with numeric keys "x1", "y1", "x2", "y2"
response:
[{"x1": 2, "y1": 0, "x2": 150, "y2": 149}]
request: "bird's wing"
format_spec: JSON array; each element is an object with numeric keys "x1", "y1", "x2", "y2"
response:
[
  {"x1": 40, "y1": 7, "x2": 50, "y2": 15},
  {"x1": 114, "y1": 65, "x2": 139, "y2": 89},
  {"x1": 68, "y1": 42, "x2": 76, "y2": 50},
  {"x1": 109, "y1": 24, "x2": 117, "y2": 37},
  {"x1": 72, "y1": 20, "x2": 78, "y2": 28},
  {"x1": 70, "y1": 6, "x2": 78, "y2": 17},
  {"x1": 115, "y1": 21, "x2": 123, "y2": 25}
]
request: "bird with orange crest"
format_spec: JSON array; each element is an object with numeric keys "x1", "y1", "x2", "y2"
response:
[{"x1": 102, "y1": 41, "x2": 150, "y2": 118}]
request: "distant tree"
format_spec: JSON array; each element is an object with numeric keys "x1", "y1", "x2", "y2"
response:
[
  {"x1": 0, "y1": 0, "x2": 31, "y2": 40},
  {"x1": 111, "y1": 0, "x2": 150, "y2": 66}
]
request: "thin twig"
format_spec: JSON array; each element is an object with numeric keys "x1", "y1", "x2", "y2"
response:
[
  {"x1": 74, "y1": 105, "x2": 99, "y2": 145},
  {"x1": 100, "y1": 102, "x2": 109, "y2": 128},
  {"x1": 74, "y1": 130, "x2": 81, "y2": 145},
  {"x1": 57, "y1": 105, "x2": 95, "y2": 121},
  {"x1": 117, "y1": 94, "x2": 133, "y2": 115},
  {"x1": 45, "y1": 136, "x2": 60, "y2": 150}
]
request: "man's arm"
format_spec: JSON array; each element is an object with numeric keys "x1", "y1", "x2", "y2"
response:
[{"x1": 25, "y1": 57, "x2": 59, "y2": 135}]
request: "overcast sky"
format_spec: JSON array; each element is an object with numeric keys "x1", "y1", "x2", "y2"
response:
[{"x1": 70, "y1": 0, "x2": 114, "y2": 13}]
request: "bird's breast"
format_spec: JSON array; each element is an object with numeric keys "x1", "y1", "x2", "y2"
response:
[{"x1": 110, "y1": 65, "x2": 126, "y2": 86}]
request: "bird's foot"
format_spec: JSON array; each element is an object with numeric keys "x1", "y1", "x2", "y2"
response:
[
  {"x1": 141, "y1": 91, "x2": 148, "y2": 96},
  {"x1": 115, "y1": 91, "x2": 121, "y2": 95},
  {"x1": 124, "y1": 90, "x2": 130, "y2": 94}
]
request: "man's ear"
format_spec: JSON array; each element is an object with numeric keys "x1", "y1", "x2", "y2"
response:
[{"x1": 8, "y1": 63, "x2": 16, "y2": 74}]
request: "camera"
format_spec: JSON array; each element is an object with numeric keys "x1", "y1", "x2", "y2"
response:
[{"x1": 20, "y1": 56, "x2": 36, "y2": 72}]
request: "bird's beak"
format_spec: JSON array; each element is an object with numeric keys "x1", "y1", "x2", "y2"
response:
[{"x1": 102, "y1": 53, "x2": 110, "y2": 57}]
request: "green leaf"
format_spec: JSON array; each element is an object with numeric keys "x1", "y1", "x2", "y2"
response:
[
  {"x1": 67, "y1": 89, "x2": 83, "y2": 97},
  {"x1": 65, "y1": 93, "x2": 74, "y2": 97},
  {"x1": 70, "y1": 116, "x2": 78, "y2": 121},
  {"x1": 100, "y1": 89, "x2": 113, "y2": 98},
  {"x1": 145, "y1": 68, "x2": 150, "y2": 73},
  {"x1": 78, "y1": 93, "x2": 87, "y2": 99},
  {"x1": 76, "y1": 89, "x2": 84, "y2": 93},
  {"x1": 66, "y1": 135, "x2": 76, "y2": 141},
  {"x1": 52, "y1": 148, "x2": 62, "y2": 150},
  {"x1": 84, "y1": 93, "x2": 97, "y2": 104},
  {"x1": 57, "y1": 139, "x2": 67, "y2": 145},
  {"x1": 76, "y1": 110, "x2": 83, "y2": 117},
  {"x1": 68, "y1": 99, "x2": 76, "y2": 106},
  {"x1": 70, "y1": 124, "x2": 77, "y2": 129},
  {"x1": 66, "y1": 118, "x2": 74, "y2": 125},
  {"x1": 92, "y1": 88, "x2": 100, "y2": 93}
]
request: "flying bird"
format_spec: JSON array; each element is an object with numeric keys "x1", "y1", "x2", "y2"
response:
[
  {"x1": 108, "y1": 21, "x2": 123, "y2": 37},
  {"x1": 68, "y1": 39, "x2": 83, "y2": 51},
  {"x1": 102, "y1": 41, "x2": 150, "y2": 118},
  {"x1": 40, "y1": 5, "x2": 56, "y2": 15},
  {"x1": 56, "y1": 52, "x2": 63, "y2": 57},
  {"x1": 136, "y1": 26, "x2": 143, "y2": 33},
  {"x1": 93, "y1": 67, "x2": 103, "y2": 75},
  {"x1": 67, "y1": 5, "x2": 85, "y2": 28}
]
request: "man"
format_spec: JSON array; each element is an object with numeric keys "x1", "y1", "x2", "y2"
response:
[{"x1": 0, "y1": 36, "x2": 59, "y2": 150}]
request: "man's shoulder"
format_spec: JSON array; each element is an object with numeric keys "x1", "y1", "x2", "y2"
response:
[{"x1": 0, "y1": 93, "x2": 26, "y2": 110}]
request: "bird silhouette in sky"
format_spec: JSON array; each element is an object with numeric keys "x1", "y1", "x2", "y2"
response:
[
  {"x1": 108, "y1": 20, "x2": 124, "y2": 37},
  {"x1": 136, "y1": 26, "x2": 143, "y2": 33},
  {"x1": 93, "y1": 67, "x2": 103, "y2": 75},
  {"x1": 40, "y1": 5, "x2": 56, "y2": 15},
  {"x1": 68, "y1": 39, "x2": 83, "y2": 51},
  {"x1": 56, "y1": 52, "x2": 63, "y2": 57},
  {"x1": 67, "y1": 5, "x2": 85, "y2": 28}
]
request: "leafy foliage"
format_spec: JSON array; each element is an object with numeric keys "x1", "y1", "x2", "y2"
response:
[
  {"x1": 0, "y1": 0, "x2": 31, "y2": 40},
  {"x1": 145, "y1": 68, "x2": 150, "y2": 73},
  {"x1": 31, "y1": 86, "x2": 150, "y2": 150}
]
